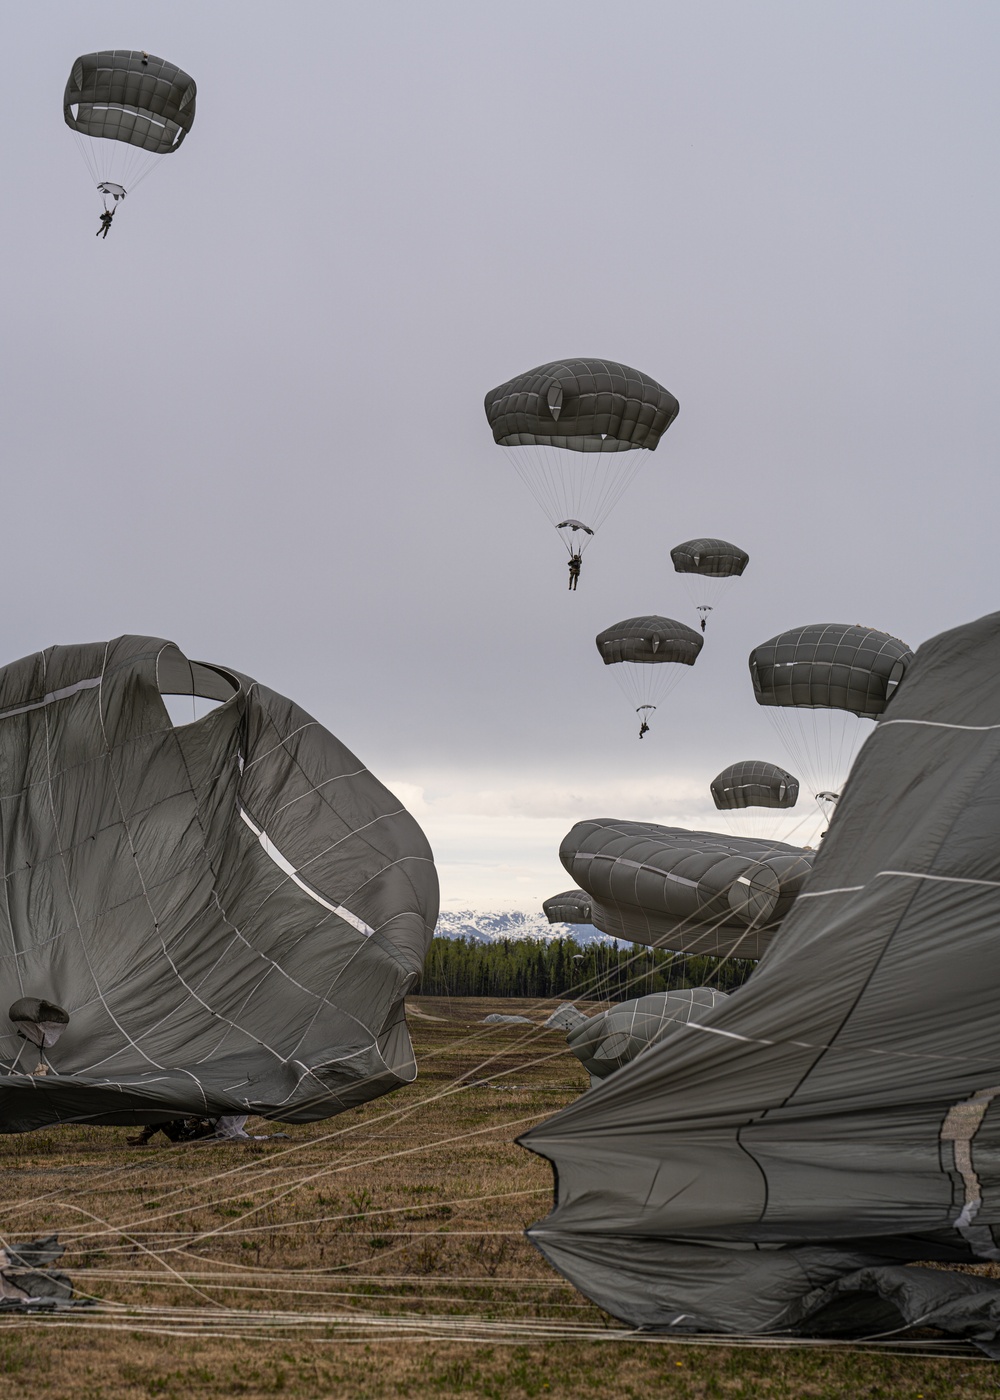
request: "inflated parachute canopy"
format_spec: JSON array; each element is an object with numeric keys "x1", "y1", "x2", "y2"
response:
[
  {"x1": 0, "y1": 636, "x2": 438, "y2": 1134},
  {"x1": 560, "y1": 820, "x2": 813, "y2": 959},
  {"x1": 670, "y1": 538, "x2": 749, "y2": 579},
  {"x1": 750, "y1": 624, "x2": 913, "y2": 718},
  {"x1": 485, "y1": 360, "x2": 679, "y2": 453},
  {"x1": 521, "y1": 611, "x2": 1000, "y2": 1351},
  {"x1": 567, "y1": 989, "x2": 729, "y2": 1082},
  {"x1": 595, "y1": 617, "x2": 703, "y2": 667},
  {"x1": 64, "y1": 51, "x2": 196, "y2": 153},
  {"x1": 711, "y1": 761, "x2": 799, "y2": 812},
  {"x1": 542, "y1": 891, "x2": 593, "y2": 926}
]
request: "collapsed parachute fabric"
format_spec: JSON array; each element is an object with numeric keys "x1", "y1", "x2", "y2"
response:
[
  {"x1": 0, "y1": 636, "x2": 438, "y2": 1133},
  {"x1": 543, "y1": 891, "x2": 593, "y2": 926},
  {"x1": 522, "y1": 613, "x2": 1000, "y2": 1352},
  {"x1": 64, "y1": 51, "x2": 196, "y2": 208},
  {"x1": 567, "y1": 989, "x2": 729, "y2": 1083},
  {"x1": 560, "y1": 820, "x2": 813, "y2": 959},
  {"x1": 749, "y1": 623, "x2": 913, "y2": 823},
  {"x1": 595, "y1": 617, "x2": 702, "y2": 735},
  {"x1": 670, "y1": 538, "x2": 749, "y2": 630},
  {"x1": 484, "y1": 359, "x2": 679, "y2": 556}
]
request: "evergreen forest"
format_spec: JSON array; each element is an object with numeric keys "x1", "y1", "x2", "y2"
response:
[{"x1": 417, "y1": 936, "x2": 755, "y2": 1002}]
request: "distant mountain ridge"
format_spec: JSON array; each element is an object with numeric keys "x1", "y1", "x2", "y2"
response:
[{"x1": 435, "y1": 909, "x2": 618, "y2": 945}]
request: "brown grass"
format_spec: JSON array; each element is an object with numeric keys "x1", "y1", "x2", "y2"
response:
[{"x1": 0, "y1": 996, "x2": 994, "y2": 1397}]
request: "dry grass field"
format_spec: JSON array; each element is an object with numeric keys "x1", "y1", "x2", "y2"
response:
[{"x1": 0, "y1": 996, "x2": 995, "y2": 1398}]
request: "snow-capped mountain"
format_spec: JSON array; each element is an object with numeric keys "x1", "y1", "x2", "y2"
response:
[{"x1": 434, "y1": 909, "x2": 618, "y2": 945}]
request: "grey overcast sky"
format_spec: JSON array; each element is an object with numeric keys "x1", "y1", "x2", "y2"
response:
[{"x1": 3, "y1": 2, "x2": 999, "y2": 908}]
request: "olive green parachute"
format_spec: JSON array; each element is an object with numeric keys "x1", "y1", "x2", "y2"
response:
[
  {"x1": 670, "y1": 539, "x2": 749, "y2": 579},
  {"x1": 486, "y1": 360, "x2": 678, "y2": 451},
  {"x1": 559, "y1": 820, "x2": 813, "y2": 959},
  {"x1": 567, "y1": 989, "x2": 729, "y2": 1083},
  {"x1": 710, "y1": 760, "x2": 800, "y2": 840},
  {"x1": 484, "y1": 359, "x2": 679, "y2": 562},
  {"x1": 670, "y1": 538, "x2": 749, "y2": 631},
  {"x1": 749, "y1": 624, "x2": 913, "y2": 828},
  {"x1": 543, "y1": 891, "x2": 593, "y2": 925},
  {"x1": 711, "y1": 761, "x2": 799, "y2": 812},
  {"x1": 749, "y1": 624, "x2": 912, "y2": 717},
  {"x1": 0, "y1": 636, "x2": 438, "y2": 1133},
  {"x1": 64, "y1": 50, "x2": 197, "y2": 210},
  {"x1": 8, "y1": 999, "x2": 71, "y2": 1073},
  {"x1": 595, "y1": 617, "x2": 702, "y2": 736},
  {"x1": 520, "y1": 611, "x2": 1000, "y2": 1353}
]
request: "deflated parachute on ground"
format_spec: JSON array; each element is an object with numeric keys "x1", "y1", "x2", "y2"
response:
[
  {"x1": 0, "y1": 636, "x2": 438, "y2": 1133},
  {"x1": 484, "y1": 359, "x2": 679, "y2": 560},
  {"x1": 567, "y1": 989, "x2": 729, "y2": 1083},
  {"x1": 560, "y1": 820, "x2": 813, "y2": 958},
  {"x1": 522, "y1": 612, "x2": 1000, "y2": 1352}
]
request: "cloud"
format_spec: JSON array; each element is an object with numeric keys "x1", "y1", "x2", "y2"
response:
[{"x1": 386, "y1": 768, "x2": 815, "y2": 909}]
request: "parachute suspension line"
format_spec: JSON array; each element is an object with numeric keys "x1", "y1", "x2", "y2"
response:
[
  {"x1": 610, "y1": 664, "x2": 688, "y2": 727},
  {"x1": 501, "y1": 444, "x2": 648, "y2": 550},
  {"x1": 71, "y1": 132, "x2": 164, "y2": 207},
  {"x1": 679, "y1": 572, "x2": 739, "y2": 625},
  {"x1": 73, "y1": 130, "x2": 103, "y2": 191},
  {"x1": 119, "y1": 148, "x2": 164, "y2": 193},
  {"x1": 718, "y1": 805, "x2": 797, "y2": 842},
  {"x1": 762, "y1": 707, "x2": 874, "y2": 839}
]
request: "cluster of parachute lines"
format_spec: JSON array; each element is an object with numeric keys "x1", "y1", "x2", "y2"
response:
[
  {"x1": 1, "y1": 904, "x2": 988, "y2": 1357},
  {"x1": 0, "y1": 1308, "x2": 978, "y2": 1357}
]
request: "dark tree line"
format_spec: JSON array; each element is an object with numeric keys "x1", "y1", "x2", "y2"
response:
[{"x1": 416, "y1": 936, "x2": 755, "y2": 1002}]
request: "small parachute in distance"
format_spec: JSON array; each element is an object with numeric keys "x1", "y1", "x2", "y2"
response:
[
  {"x1": 485, "y1": 359, "x2": 679, "y2": 585},
  {"x1": 711, "y1": 760, "x2": 799, "y2": 838},
  {"x1": 567, "y1": 988, "x2": 729, "y2": 1085},
  {"x1": 671, "y1": 538, "x2": 749, "y2": 632},
  {"x1": 671, "y1": 537, "x2": 749, "y2": 578},
  {"x1": 749, "y1": 623, "x2": 913, "y2": 826},
  {"x1": 595, "y1": 616, "x2": 702, "y2": 738},
  {"x1": 711, "y1": 760, "x2": 798, "y2": 811},
  {"x1": 64, "y1": 50, "x2": 197, "y2": 223},
  {"x1": 542, "y1": 890, "x2": 593, "y2": 925}
]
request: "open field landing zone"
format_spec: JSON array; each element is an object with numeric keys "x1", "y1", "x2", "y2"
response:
[{"x1": 0, "y1": 997, "x2": 994, "y2": 1398}]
